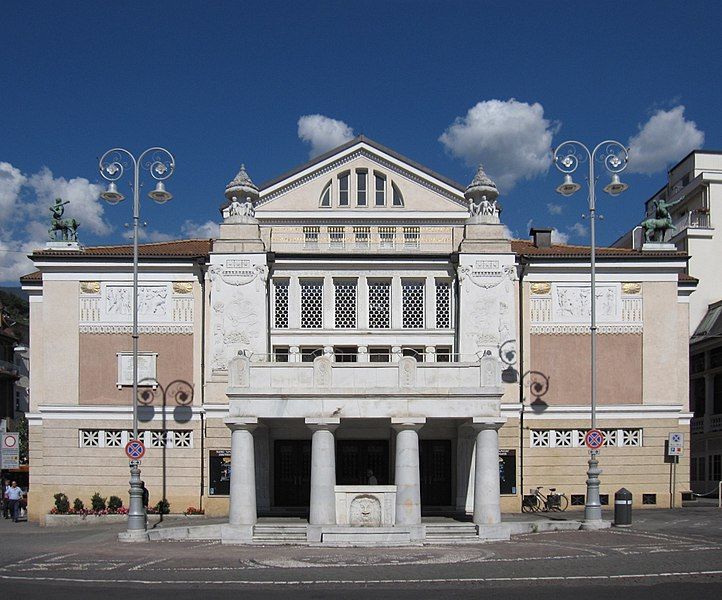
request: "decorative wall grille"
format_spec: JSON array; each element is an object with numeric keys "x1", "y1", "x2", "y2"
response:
[
  {"x1": 273, "y1": 280, "x2": 289, "y2": 328},
  {"x1": 329, "y1": 226, "x2": 345, "y2": 250},
  {"x1": 379, "y1": 227, "x2": 396, "y2": 250},
  {"x1": 403, "y1": 226, "x2": 420, "y2": 249},
  {"x1": 402, "y1": 280, "x2": 425, "y2": 328},
  {"x1": 353, "y1": 226, "x2": 371, "y2": 249},
  {"x1": 301, "y1": 279, "x2": 324, "y2": 328},
  {"x1": 334, "y1": 280, "x2": 357, "y2": 328},
  {"x1": 303, "y1": 226, "x2": 320, "y2": 248},
  {"x1": 79, "y1": 429, "x2": 193, "y2": 448},
  {"x1": 435, "y1": 280, "x2": 451, "y2": 328},
  {"x1": 530, "y1": 428, "x2": 643, "y2": 448},
  {"x1": 368, "y1": 281, "x2": 391, "y2": 329}
]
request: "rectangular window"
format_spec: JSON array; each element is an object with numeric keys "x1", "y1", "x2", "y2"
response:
[
  {"x1": 301, "y1": 347, "x2": 322, "y2": 362},
  {"x1": 334, "y1": 346, "x2": 357, "y2": 363},
  {"x1": 209, "y1": 450, "x2": 231, "y2": 496},
  {"x1": 713, "y1": 455, "x2": 722, "y2": 481},
  {"x1": 529, "y1": 428, "x2": 642, "y2": 448},
  {"x1": 329, "y1": 226, "x2": 345, "y2": 250},
  {"x1": 300, "y1": 279, "x2": 323, "y2": 328},
  {"x1": 353, "y1": 226, "x2": 371, "y2": 249},
  {"x1": 699, "y1": 456, "x2": 706, "y2": 481},
  {"x1": 379, "y1": 226, "x2": 396, "y2": 250},
  {"x1": 375, "y1": 173, "x2": 386, "y2": 206},
  {"x1": 369, "y1": 347, "x2": 390, "y2": 362},
  {"x1": 368, "y1": 280, "x2": 391, "y2": 329},
  {"x1": 334, "y1": 279, "x2": 357, "y2": 328},
  {"x1": 692, "y1": 378, "x2": 706, "y2": 417},
  {"x1": 713, "y1": 347, "x2": 722, "y2": 369},
  {"x1": 356, "y1": 171, "x2": 367, "y2": 206},
  {"x1": 435, "y1": 280, "x2": 451, "y2": 328},
  {"x1": 571, "y1": 494, "x2": 585, "y2": 506},
  {"x1": 403, "y1": 227, "x2": 420, "y2": 249},
  {"x1": 273, "y1": 279, "x2": 289, "y2": 328},
  {"x1": 273, "y1": 346, "x2": 290, "y2": 362},
  {"x1": 642, "y1": 494, "x2": 657, "y2": 505},
  {"x1": 303, "y1": 226, "x2": 320, "y2": 248},
  {"x1": 690, "y1": 353, "x2": 705, "y2": 374},
  {"x1": 402, "y1": 279, "x2": 425, "y2": 328},
  {"x1": 339, "y1": 173, "x2": 350, "y2": 206},
  {"x1": 714, "y1": 374, "x2": 722, "y2": 414},
  {"x1": 436, "y1": 346, "x2": 451, "y2": 362}
]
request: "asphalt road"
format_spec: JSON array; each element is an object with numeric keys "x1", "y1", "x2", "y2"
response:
[{"x1": 1, "y1": 507, "x2": 721, "y2": 599}]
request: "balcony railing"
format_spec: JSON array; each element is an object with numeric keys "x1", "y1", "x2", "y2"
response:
[
  {"x1": 691, "y1": 417, "x2": 704, "y2": 434},
  {"x1": 673, "y1": 210, "x2": 711, "y2": 234}
]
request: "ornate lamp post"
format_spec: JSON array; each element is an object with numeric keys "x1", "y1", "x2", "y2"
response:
[
  {"x1": 552, "y1": 140, "x2": 629, "y2": 527},
  {"x1": 98, "y1": 148, "x2": 175, "y2": 538}
]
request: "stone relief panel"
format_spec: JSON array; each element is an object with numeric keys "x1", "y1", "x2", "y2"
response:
[
  {"x1": 458, "y1": 255, "x2": 516, "y2": 372},
  {"x1": 209, "y1": 254, "x2": 269, "y2": 372},
  {"x1": 349, "y1": 495, "x2": 382, "y2": 527}
]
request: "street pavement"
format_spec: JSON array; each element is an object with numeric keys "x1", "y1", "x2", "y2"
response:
[{"x1": 1, "y1": 507, "x2": 721, "y2": 599}]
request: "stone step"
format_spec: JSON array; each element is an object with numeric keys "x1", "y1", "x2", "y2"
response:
[
  {"x1": 424, "y1": 524, "x2": 479, "y2": 540},
  {"x1": 252, "y1": 524, "x2": 308, "y2": 544}
]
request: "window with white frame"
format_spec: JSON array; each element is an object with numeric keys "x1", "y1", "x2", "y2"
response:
[
  {"x1": 300, "y1": 279, "x2": 324, "y2": 328},
  {"x1": 402, "y1": 279, "x2": 425, "y2": 328},
  {"x1": 403, "y1": 226, "x2": 420, "y2": 249},
  {"x1": 530, "y1": 428, "x2": 643, "y2": 448},
  {"x1": 435, "y1": 280, "x2": 451, "y2": 328},
  {"x1": 273, "y1": 279, "x2": 289, "y2": 328},
  {"x1": 353, "y1": 226, "x2": 370, "y2": 249},
  {"x1": 356, "y1": 170, "x2": 367, "y2": 206},
  {"x1": 303, "y1": 226, "x2": 320, "y2": 248},
  {"x1": 375, "y1": 173, "x2": 386, "y2": 206},
  {"x1": 339, "y1": 172, "x2": 350, "y2": 206},
  {"x1": 79, "y1": 429, "x2": 193, "y2": 448},
  {"x1": 329, "y1": 226, "x2": 345, "y2": 250},
  {"x1": 334, "y1": 279, "x2": 357, "y2": 328},
  {"x1": 379, "y1": 226, "x2": 396, "y2": 250},
  {"x1": 368, "y1": 280, "x2": 391, "y2": 329}
]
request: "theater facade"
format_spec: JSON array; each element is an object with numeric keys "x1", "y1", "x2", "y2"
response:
[{"x1": 22, "y1": 137, "x2": 693, "y2": 541}]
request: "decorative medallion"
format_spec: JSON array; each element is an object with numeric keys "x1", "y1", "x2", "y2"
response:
[
  {"x1": 622, "y1": 282, "x2": 641, "y2": 295},
  {"x1": 530, "y1": 282, "x2": 551, "y2": 295},
  {"x1": 173, "y1": 282, "x2": 193, "y2": 294},
  {"x1": 80, "y1": 281, "x2": 100, "y2": 294}
]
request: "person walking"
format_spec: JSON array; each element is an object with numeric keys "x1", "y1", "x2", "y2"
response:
[
  {"x1": 2, "y1": 479, "x2": 10, "y2": 519},
  {"x1": 6, "y1": 481, "x2": 23, "y2": 523}
]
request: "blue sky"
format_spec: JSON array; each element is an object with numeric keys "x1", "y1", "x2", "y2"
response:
[{"x1": 1, "y1": 0, "x2": 721, "y2": 283}]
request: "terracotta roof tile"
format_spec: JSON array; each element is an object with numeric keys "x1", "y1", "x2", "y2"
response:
[
  {"x1": 19, "y1": 271, "x2": 41, "y2": 282},
  {"x1": 32, "y1": 239, "x2": 212, "y2": 258},
  {"x1": 511, "y1": 239, "x2": 685, "y2": 258},
  {"x1": 679, "y1": 272, "x2": 698, "y2": 283}
]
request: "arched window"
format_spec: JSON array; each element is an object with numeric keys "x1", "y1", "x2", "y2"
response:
[
  {"x1": 392, "y1": 183, "x2": 404, "y2": 207},
  {"x1": 319, "y1": 181, "x2": 332, "y2": 207}
]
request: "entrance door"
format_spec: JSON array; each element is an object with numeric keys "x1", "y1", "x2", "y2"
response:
[
  {"x1": 273, "y1": 440, "x2": 311, "y2": 508},
  {"x1": 336, "y1": 440, "x2": 389, "y2": 485},
  {"x1": 420, "y1": 439, "x2": 452, "y2": 507}
]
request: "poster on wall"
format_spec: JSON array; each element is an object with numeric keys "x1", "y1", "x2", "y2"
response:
[
  {"x1": 499, "y1": 449, "x2": 517, "y2": 495},
  {"x1": 209, "y1": 450, "x2": 232, "y2": 496}
]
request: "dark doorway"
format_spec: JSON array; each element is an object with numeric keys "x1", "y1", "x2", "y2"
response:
[
  {"x1": 336, "y1": 440, "x2": 389, "y2": 484},
  {"x1": 273, "y1": 440, "x2": 311, "y2": 508},
  {"x1": 420, "y1": 439, "x2": 452, "y2": 507}
]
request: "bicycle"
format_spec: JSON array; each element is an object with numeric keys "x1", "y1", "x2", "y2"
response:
[{"x1": 521, "y1": 486, "x2": 569, "y2": 512}]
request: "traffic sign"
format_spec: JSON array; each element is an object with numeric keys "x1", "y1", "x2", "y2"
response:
[
  {"x1": 125, "y1": 439, "x2": 146, "y2": 460},
  {"x1": 1, "y1": 432, "x2": 20, "y2": 469},
  {"x1": 668, "y1": 432, "x2": 684, "y2": 456},
  {"x1": 584, "y1": 429, "x2": 605, "y2": 450}
]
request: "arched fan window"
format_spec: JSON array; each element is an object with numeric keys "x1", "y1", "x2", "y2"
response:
[
  {"x1": 319, "y1": 181, "x2": 331, "y2": 207},
  {"x1": 392, "y1": 182, "x2": 404, "y2": 207}
]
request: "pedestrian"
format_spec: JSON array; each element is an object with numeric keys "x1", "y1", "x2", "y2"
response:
[
  {"x1": 2, "y1": 478, "x2": 10, "y2": 519},
  {"x1": 141, "y1": 481, "x2": 149, "y2": 510},
  {"x1": 6, "y1": 481, "x2": 23, "y2": 523}
]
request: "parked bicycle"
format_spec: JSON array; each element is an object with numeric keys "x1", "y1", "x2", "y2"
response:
[{"x1": 522, "y1": 486, "x2": 569, "y2": 512}]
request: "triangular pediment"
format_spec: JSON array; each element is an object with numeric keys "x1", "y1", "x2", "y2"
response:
[{"x1": 255, "y1": 137, "x2": 469, "y2": 218}]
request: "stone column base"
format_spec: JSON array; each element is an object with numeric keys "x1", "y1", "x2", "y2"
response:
[
  {"x1": 118, "y1": 530, "x2": 150, "y2": 543},
  {"x1": 579, "y1": 519, "x2": 611, "y2": 531}
]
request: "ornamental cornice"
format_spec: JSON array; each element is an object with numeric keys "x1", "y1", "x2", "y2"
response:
[
  {"x1": 530, "y1": 324, "x2": 643, "y2": 335},
  {"x1": 257, "y1": 149, "x2": 467, "y2": 208},
  {"x1": 79, "y1": 324, "x2": 193, "y2": 335}
]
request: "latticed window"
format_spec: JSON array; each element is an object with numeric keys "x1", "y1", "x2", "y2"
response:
[
  {"x1": 329, "y1": 226, "x2": 345, "y2": 250},
  {"x1": 603, "y1": 429, "x2": 618, "y2": 447},
  {"x1": 353, "y1": 226, "x2": 370, "y2": 249},
  {"x1": 149, "y1": 430, "x2": 169, "y2": 448},
  {"x1": 620, "y1": 429, "x2": 642, "y2": 447},
  {"x1": 403, "y1": 227, "x2": 420, "y2": 249},
  {"x1": 80, "y1": 430, "x2": 100, "y2": 447},
  {"x1": 334, "y1": 280, "x2": 357, "y2": 328},
  {"x1": 530, "y1": 428, "x2": 642, "y2": 448},
  {"x1": 379, "y1": 227, "x2": 396, "y2": 250},
  {"x1": 273, "y1": 280, "x2": 289, "y2": 328},
  {"x1": 303, "y1": 226, "x2": 320, "y2": 248},
  {"x1": 435, "y1": 280, "x2": 451, "y2": 328},
  {"x1": 173, "y1": 431, "x2": 192, "y2": 448},
  {"x1": 402, "y1": 280, "x2": 424, "y2": 328},
  {"x1": 105, "y1": 430, "x2": 123, "y2": 447},
  {"x1": 555, "y1": 430, "x2": 575, "y2": 447},
  {"x1": 301, "y1": 279, "x2": 324, "y2": 328},
  {"x1": 530, "y1": 430, "x2": 550, "y2": 447},
  {"x1": 368, "y1": 281, "x2": 390, "y2": 328}
]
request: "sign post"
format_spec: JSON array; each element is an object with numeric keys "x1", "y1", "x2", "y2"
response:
[
  {"x1": 1, "y1": 432, "x2": 20, "y2": 470},
  {"x1": 667, "y1": 432, "x2": 684, "y2": 508}
]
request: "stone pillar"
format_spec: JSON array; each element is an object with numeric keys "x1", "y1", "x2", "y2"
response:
[
  {"x1": 471, "y1": 417, "x2": 505, "y2": 525},
  {"x1": 306, "y1": 418, "x2": 340, "y2": 525},
  {"x1": 392, "y1": 418, "x2": 425, "y2": 526},
  {"x1": 225, "y1": 417, "x2": 258, "y2": 526}
]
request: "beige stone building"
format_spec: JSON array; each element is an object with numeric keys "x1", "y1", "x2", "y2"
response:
[{"x1": 22, "y1": 137, "x2": 693, "y2": 538}]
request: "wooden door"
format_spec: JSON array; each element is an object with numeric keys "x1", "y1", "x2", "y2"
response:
[
  {"x1": 420, "y1": 439, "x2": 452, "y2": 507},
  {"x1": 273, "y1": 440, "x2": 311, "y2": 507}
]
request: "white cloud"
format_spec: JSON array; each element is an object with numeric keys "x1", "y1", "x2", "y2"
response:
[
  {"x1": 0, "y1": 162, "x2": 26, "y2": 215},
  {"x1": 181, "y1": 219, "x2": 220, "y2": 239},
  {"x1": 568, "y1": 222, "x2": 588, "y2": 238},
  {"x1": 627, "y1": 106, "x2": 704, "y2": 175},
  {"x1": 551, "y1": 228, "x2": 569, "y2": 244},
  {"x1": 546, "y1": 203, "x2": 563, "y2": 215},
  {"x1": 298, "y1": 114, "x2": 355, "y2": 158},
  {"x1": 439, "y1": 99, "x2": 558, "y2": 190},
  {"x1": 122, "y1": 228, "x2": 174, "y2": 243}
]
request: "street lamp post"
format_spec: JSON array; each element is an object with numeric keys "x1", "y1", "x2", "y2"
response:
[
  {"x1": 552, "y1": 140, "x2": 629, "y2": 527},
  {"x1": 98, "y1": 147, "x2": 175, "y2": 538}
]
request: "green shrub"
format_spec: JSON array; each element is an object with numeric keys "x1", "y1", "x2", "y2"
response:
[
  {"x1": 72, "y1": 498, "x2": 84, "y2": 512},
  {"x1": 90, "y1": 492, "x2": 106, "y2": 512},
  {"x1": 108, "y1": 496, "x2": 123, "y2": 511},
  {"x1": 154, "y1": 499, "x2": 170, "y2": 515},
  {"x1": 53, "y1": 493, "x2": 70, "y2": 514}
]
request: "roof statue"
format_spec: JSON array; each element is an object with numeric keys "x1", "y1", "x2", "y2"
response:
[
  {"x1": 225, "y1": 164, "x2": 259, "y2": 202},
  {"x1": 48, "y1": 197, "x2": 80, "y2": 242},
  {"x1": 464, "y1": 164, "x2": 501, "y2": 224},
  {"x1": 641, "y1": 195, "x2": 684, "y2": 243},
  {"x1": 222, "y1": 164, "x2": 259, "y2": 224}
]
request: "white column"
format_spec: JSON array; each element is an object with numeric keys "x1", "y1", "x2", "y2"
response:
[
  {"x1": 425, "y1": 276, "x2": 435, "y2": 329},
  {"x1": 472, "y1": 417, "x2": 505, "y2": 525},
  {"x1": 289, "y1": 276, "x2": 301, "y2": 329},
  {"x1": 307, "y1": 418, "x2": 340, "y2": 525},
  {"x1": 391, "y1": 276, "x2": 403, "y2": 329},
  {"x1": 224, "y1": 417, "x2": 258, "y2": 526},
  {"x1": 392, "y1": 418, "x2": 425, "y2": 526}
]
